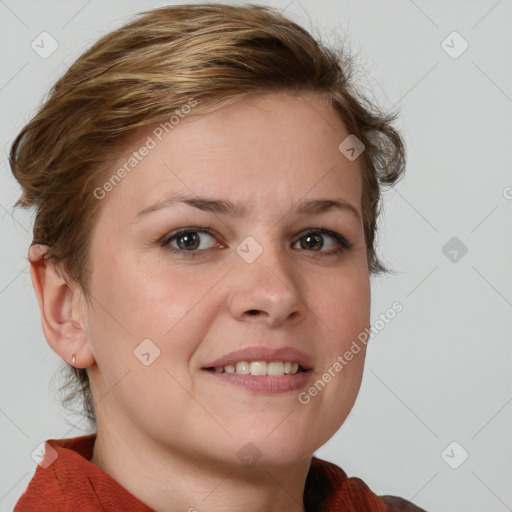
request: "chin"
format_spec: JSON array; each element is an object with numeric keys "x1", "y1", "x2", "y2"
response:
[
  {"x1": 226, "y1": 420, "x2": 330, "y2": 468},
  {"x1": 227, "y1": 437, "x2": 316, "y2": 470}
]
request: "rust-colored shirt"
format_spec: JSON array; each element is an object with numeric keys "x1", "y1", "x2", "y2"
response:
[{"x1": 14, "y1": 435, "x2": 426, "y2": 511}]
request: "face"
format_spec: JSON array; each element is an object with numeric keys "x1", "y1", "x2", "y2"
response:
[{"x1": 84, "y1": 91, "x2": 370, "y2": 468}]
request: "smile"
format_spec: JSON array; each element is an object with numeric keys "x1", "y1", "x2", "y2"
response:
[
  {"x1": 206, "y1": 361, "x2": 305, "y2": 376},
  {"x1": 202, "y1": 346, "x2": 313, "y2": 393}
]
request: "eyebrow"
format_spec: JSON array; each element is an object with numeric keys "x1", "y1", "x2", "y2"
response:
[{"x1": 135, "y1": 194, "x2": 362, "y2": 223}]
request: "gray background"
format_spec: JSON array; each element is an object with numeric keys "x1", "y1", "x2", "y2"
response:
[{"x1": 1, "y1": 1, "x2": 511, "y2": 511}]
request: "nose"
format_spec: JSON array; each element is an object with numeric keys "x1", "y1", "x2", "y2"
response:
[{"x1": 226, "y1": 239, "x2": 306, "y2": 328}]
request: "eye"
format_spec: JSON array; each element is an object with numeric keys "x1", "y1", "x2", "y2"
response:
[
  {"x1": 160, "y1": 227, "x2": 352, "y2": 257},
  {"x1": 161, "y1": 228, "x2": 222, "y2": 255},
  {"x1": 292, "y1": 229, "x2": 351, "y2": 254}
]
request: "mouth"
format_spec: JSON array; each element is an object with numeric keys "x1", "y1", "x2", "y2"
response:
[
  {"x1": 204, "y1": 361, "x2": 308, "y2": 376},
  {"x1": 202, "y1": 346, "x2": 313, "y2": 394}
]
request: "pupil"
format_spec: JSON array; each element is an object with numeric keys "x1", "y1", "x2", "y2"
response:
[
  {"x1": 180, "y1": 233, "x2": 199, "y2": 250},
  {"x1": 303, "y1": 234, "x2": 322, "y2": 250}
]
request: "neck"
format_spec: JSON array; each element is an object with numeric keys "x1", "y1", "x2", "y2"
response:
[{"x1": 90, "y1": 424, "x2": 310, "y2": 512}]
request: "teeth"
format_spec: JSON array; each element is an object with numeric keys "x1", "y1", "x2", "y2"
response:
[
  {"x1": 224, "y1": 364, "x2": 236, "y2": 373},
  {"x1": 235, "y1": 361, "x2": 250, "y2": 374},
  {"x1": 212, "y1": 361, "x2": 302, "y2": 375},
  {"x1": 249, "y1": 361, "x2": 267, "y2": 375},
  {"x1": 267, "y1": 361, "x2": 284, "y2": 376}
]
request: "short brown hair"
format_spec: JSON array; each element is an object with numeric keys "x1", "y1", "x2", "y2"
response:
[{"x1": 10, "y1": 3, "x2": 406, "y2": 428}]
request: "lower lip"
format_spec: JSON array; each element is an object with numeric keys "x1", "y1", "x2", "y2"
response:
[{"x1": 203, "y1": 370, "x2": 312, "y2": 393}]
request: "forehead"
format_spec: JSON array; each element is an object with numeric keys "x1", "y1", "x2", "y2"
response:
[{"x1": 97, "y1": 91, "x2": 363, "y2": 219}]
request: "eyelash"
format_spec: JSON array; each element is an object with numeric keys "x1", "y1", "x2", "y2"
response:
[{"x1": 159, "y1": 226, "x2": 353, "y2": 258}]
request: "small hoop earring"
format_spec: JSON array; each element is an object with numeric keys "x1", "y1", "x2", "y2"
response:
[{"x1": 71, "y1": 354, "x2": 76, "y2": 367}]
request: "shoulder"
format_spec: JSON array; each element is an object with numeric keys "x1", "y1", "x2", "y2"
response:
[
  {"x1": 305, "y1": 457, "x2": 428, "y2": 512},
  {"x1": 381, "y1": 495, "x2": 429, "y2": 512}
]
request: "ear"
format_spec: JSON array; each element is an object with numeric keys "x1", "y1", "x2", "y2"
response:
[{"x1": 28, "y1": 244, "x2": 96, "y2": 369}]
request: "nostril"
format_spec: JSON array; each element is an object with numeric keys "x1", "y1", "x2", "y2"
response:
[{"x1": 247, "y1": 310, "x2": 260, "y2": 316}]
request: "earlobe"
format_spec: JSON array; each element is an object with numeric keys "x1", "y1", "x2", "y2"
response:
[{"x1": 28, "y1": 244, "x2": 96, "y2": 369}]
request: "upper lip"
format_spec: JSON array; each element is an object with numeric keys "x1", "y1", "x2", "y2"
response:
[{"x1": 203, "y1": 346, "x2": 313, "y2": 370}]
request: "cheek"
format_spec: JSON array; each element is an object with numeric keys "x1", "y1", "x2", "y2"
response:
[
  {"x1": 313, "y1": 267, "x2": 371, "y2": 353},
  {"x1": 91, "y1": 252, "x2": 196, "y2": 333},
  {"x1": 90, "y1": 258, "x2": 223, "y2": 371}
]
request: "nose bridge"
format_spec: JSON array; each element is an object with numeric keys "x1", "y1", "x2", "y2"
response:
[{"x1": 227, "y1": 232, "x2": 305, "y2": 326}]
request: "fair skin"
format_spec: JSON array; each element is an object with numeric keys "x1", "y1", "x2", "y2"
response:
[{"x1": 29, "y1": 91, "x2": 371, "y2": 512}]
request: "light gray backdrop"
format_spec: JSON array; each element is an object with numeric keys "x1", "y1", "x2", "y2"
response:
[{"x1": 1, "y1": 1, "x2": 511, "y2": 511}]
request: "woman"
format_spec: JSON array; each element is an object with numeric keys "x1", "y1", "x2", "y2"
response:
[{"x1": 11, "y1": 3, "x2": 426, "y2": 511}]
